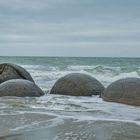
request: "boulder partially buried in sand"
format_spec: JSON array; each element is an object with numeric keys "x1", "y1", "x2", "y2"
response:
[
  {"x1": 101, "y1": 78, "x2": 140, "y2": 106},
  {"x1": 50, "y1": 73, "x2": 105, "y2": 96},
  {"x1": 0, "y1": 63, "x2": 34, "y2": 84},
  {"x1": 0, "y1": 79, "x2": 44, "y2": 97}
]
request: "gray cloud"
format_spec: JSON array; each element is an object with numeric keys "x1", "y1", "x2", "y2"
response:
[{"x1": 0, "y1": 0, "x2": 140, "y2": 57}]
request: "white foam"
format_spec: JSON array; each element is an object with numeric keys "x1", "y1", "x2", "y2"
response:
[
  {"x1": 67, "y1": 65, "x2": 97, "y2": 71},
  {"x1": 20, "y1": 64, "x2": 140, "y2": 89},
  {"x1": 92, "y1": 71, "x2": 140, "y2": 87}
]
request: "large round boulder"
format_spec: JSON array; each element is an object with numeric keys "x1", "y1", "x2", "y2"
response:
[
  {"x1": 0, "y1": 63, "x2": 34, "y2": 84},
  {"x1": 0, "y1": 79, "x2": 44, "y2": 97},
  {"x1": 101, "y1": 78, "x2": 140, "y2": 106},
  {"x1": 50, "y1": 73, "x2": 105, "y2": 96}
]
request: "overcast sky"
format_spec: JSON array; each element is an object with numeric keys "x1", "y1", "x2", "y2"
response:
[{"x1": 0, "y1": 0, "x2": 140, "y2": 57}]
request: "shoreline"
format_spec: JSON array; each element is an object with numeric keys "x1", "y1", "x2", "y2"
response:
[{"x1": 0, "y1": 118, "x2": 140, "y2": 140}]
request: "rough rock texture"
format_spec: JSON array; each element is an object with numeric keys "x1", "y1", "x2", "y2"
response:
[
  {"x1": 0, "y1": 63, "x2": 34, "y2": 84},
  {"x1": 102, "y1": 78, "x2": 140, "y2": 106},
  {"x1": 0, "y1": 79, "x2": 44, "y2": 97},
  {"x1": 50, "y1": 73, "x2": 105, "y2": 96}
]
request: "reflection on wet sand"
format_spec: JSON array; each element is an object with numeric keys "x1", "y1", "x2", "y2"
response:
[{"x1": 0, "y1": 119, "x2": 140, "y2": 140}]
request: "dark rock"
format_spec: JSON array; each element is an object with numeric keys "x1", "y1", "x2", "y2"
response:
[
  {"x1": 50, "y1": 73, "x2": 105, "y2": 96},
  {"x1": 0, "y1": 79, "x2": 44, "y2": 97},
  {"x1": 101, "y1": 78, "x2": 140, "y2": 106},
  {"x1": 0, "y1": 63, "x2": 34, "y2": 84}
]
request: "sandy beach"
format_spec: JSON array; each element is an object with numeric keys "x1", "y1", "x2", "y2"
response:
[{"x1": 0, "y1": 115, "x2": 140, "y2": 140}]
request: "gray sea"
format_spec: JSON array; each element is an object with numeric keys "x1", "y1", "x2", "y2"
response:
[{"x1": 0, "y1": 56, "x2": 140, "y2": 140}]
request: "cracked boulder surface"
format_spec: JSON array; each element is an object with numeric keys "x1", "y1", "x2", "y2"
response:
[
  {"x1": 0, "y1": 63, "x2": 34, "y2": 84},
  {"x1": 101, "y1": 78, "x2": 140, "y2": 106}
]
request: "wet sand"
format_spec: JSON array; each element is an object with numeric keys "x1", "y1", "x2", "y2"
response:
[
  {"x1": 0, "y1": 113, "x2": 140, "y2": 140},
  {"x1": 0, "y1": 95, "x2": 140, "y2": 140}
]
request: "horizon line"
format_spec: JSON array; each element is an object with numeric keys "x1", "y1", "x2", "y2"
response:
[{"x1": 0, "y1": 55, "x2": 140, "y2": 59}]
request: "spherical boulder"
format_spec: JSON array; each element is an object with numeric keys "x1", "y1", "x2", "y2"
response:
[
  {"x1": 0, "y1": 63, "x2": 34, "y2": 84},
  {"x1": 101, "y1": 78, "x2": 140, "y2": 106},
  {"x1": 0, "y1": 79, "x2": 44, "y2": 97},
  {"x1": 50, "y1": 73, "x2": 105, "y2": 96}
]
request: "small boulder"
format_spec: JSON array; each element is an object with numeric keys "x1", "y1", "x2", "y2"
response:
[
  {"x1": 0, "y1": 63, "x2": 34, "y2": 84},
  {"x1": 0, "y1": 79, "x2": 44, "y2": 97},
  {"x1": 50, "y1": 73, "x2": 105, "y2": 96},
  {"x1": 101, "y1": 78, "x2": 140, "y2": 106}
]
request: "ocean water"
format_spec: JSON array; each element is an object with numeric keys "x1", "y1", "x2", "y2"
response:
[{"x1": 0, "y1": 56, "x2": 140, "y2": 140}]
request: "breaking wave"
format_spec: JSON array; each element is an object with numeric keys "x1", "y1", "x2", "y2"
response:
[{"x1": 21, "y1": 64, "x2": 140, "y2": 90}]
